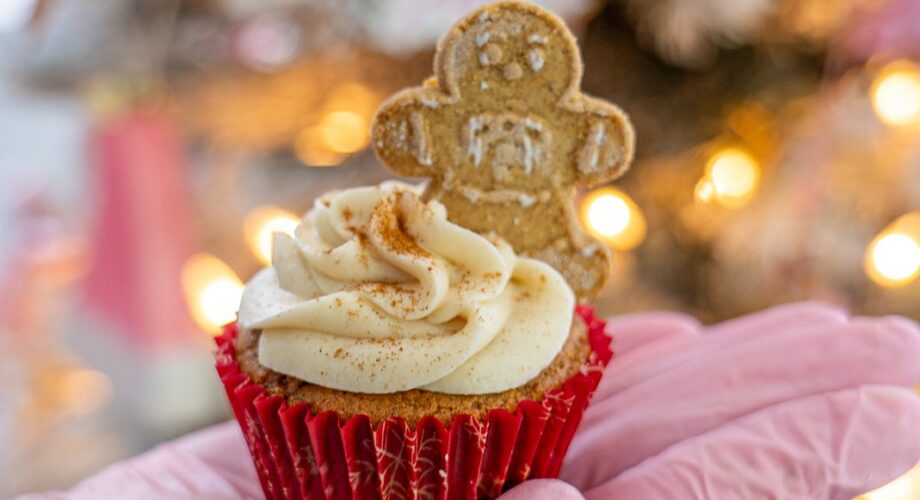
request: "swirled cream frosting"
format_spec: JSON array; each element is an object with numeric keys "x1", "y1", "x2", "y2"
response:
[{"x1": 238, "y1": 182, "x2": 574, "y2": 394}]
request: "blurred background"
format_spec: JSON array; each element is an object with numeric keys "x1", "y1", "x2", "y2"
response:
[{"x1": 0, "y1": 0, "x2": 918, "y2": 497}]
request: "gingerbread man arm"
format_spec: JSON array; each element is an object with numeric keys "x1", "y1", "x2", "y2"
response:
[
  {"x1": 371, "y1": 88, "x2": 454, "y2": 179},
  {"x1": 569, "y1": 95, "x2": 635, "y2": 187}
]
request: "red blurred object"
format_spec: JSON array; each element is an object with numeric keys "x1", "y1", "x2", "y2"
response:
[
  {"x1": 82, "y1": 110, "x2": 198, "y2": 348},
  {"x1": 213, "y1": 307, "x2": 612, "y2": 500}
]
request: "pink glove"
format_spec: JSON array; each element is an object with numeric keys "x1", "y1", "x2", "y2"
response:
[
  {"x1": 22, "y1": 303, "x2": 920, "y2": 500},
  {"x1": 515, "y1": 302, "x2": 920, "y2": 499}
]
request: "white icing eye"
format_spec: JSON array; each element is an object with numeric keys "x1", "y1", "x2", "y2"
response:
[
  {"x1": 528, "y1": 48, "x2": 545, "y2": 72},
  {"x1": 478, "y1": 44, "x2": 503, "y2": 66}
]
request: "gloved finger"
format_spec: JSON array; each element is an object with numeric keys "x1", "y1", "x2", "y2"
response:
[
  {"x1": 497, "y1": 479, "x2": 584, "y2": 500},
  {"x1": 164, "y1": 421, "x2": 261, "y2": 497},
  {"x1": 603, "y1": 311, "x2": 701, "y2": 356},
  {"x1": 583, "y1": 385, "x2": 920, "y2": 500},
  {"x1": 597, "y1": 302, "x2": 848, "y2": 399},
  {"x1": 19, "y1": 422, "x2": 261, "y2": 500},
  {"x1": 591, "y1": 312, "x2": 702, "y2": 404},
  {"x1": 564, "y1": 314, "x2": 920, "y2": 488}
]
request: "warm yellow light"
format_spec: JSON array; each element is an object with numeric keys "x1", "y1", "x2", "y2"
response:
[
  {"x1": 293, "y1": 126, "x2": 347, "y2": 167},
  {"x1": 581, "y1": 188, "x2": 646, "y2": 251},
  {"x1": 292, "y1": 84, "x2": 377, "y2": 165},
  {"x1": 872, "y1": 61, "x2": 920, "y2": 128},
  {"x1": 866, "y1": 232, "x2": 920, "y2": 286},
  {"x1": 199, "y1": 279, "x2": 245, "y2": 327},
  {"x1": 705, "y1": 148, "x2": 761, "y2": 208},
  {"x1": 318, "y1": 111, "x2": 369, "y2": 153},
  {"x1": 182, "y1": 253, "x2": 244, "y2": 334},
  {"x1": 588, "y1": 194, "x2": 631, "y2": 236},
  {"x1": 244, "y1": 205, "x2": 300, "y2": 265},
  {"x1": 866, "y1": 212, "x2": 920, "y2": 287},
  {"x1": 861, "y1": 462, "x2": 920, "y2": 500},
  {"x1": 324, "y1": 83, "x2": 379, "y2": 118}
]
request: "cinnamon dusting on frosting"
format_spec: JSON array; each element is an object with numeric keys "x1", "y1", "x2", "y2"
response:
[
  {"x1": 238, "y1": 183, "x2": 575, "y2": 394},
  {"x1": 370, "y1": 194, "x2": 430, "y2": 259}
]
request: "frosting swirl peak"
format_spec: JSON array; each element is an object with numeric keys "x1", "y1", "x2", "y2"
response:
[{"x1": 238, "y1": 183, "x2": 574, "y2": 394}]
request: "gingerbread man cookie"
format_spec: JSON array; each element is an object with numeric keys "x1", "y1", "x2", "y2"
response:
[{"x1": 371, "y1": 1, "x2": 635, "y2": 298}]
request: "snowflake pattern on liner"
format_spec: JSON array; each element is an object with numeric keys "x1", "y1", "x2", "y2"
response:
[
  {"x1": 348, "y1": 439, "x2": 377, "y2": 490},
  {"x1": 416, "y1": 431, "x2": 445, "y2": 500},
  {"x1": 213, "y1": 305, "x2": 612, "y2": 499},
  {"x1": 377, "y1": 421, "x2": 415, "y2": 500}
]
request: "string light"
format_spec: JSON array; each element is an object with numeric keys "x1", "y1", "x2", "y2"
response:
[
  {"x1": 181, "y1": 253, "x2": 244, "y2": 334},
  {"x1": 581, "y1": 188, "x2": 647, "y2": 251},
  {"x1": 244, "y1": 205, "x2": 300, "y2": 265},
  {"x1": 292, "y1": 83, "x2": 378, "y2": 166},
  {"x1": 865, "y1": 213, "x2": 920, "y2": 287},
  {"x1": 705, "y1": 147, "x2": 761, "y2": 208},
  {"x1": 318, "y1": 110, "x2": 369, "y2": 153},
  {"x1": 871, "y1": 60, "x2": 920, "y2": 128},
  {"x1": 294, "y1": 126, "x2": 347, "y2": 166},
  {"x1": 324, "y1": 82, "x2": 379, "y2": 118}
]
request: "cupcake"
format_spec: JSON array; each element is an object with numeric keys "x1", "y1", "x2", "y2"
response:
[{"x1": 215, "y1": 2, "x2": 634, "y2": 499}]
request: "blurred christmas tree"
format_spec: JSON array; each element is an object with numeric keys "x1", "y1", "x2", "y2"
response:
[{"x1": 15, "y1": 0, "x2": 916, "y2": 320}]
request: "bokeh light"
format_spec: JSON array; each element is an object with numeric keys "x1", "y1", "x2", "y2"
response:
[
  {"x1": 588, "y1": 194, "x2": 631, "y2": 236},
  {"x1": 244, "y1": 205, "x2": 300, "y2": 265},
  {"x1": 318, "y1": 110, "x2": 368, "y2": 153},
  {"x1": 581, "y1": 188, "x2": 647, "y2": 251},
  {"x1": 706, "y1": 148, "x2": 761, "y2": 208},
  {"x1": 291, "y1": 82, "x2": 378, "y2": 166},
  {"x1": 293, "y1": 126, "x2": 347, "y2": 166},
  {"x1": 865, "y1": 213, "x2": 920, "y2": 287},
  {"x1": 324, "y1": 82, "x2": 379, "y2": 118},
  {"x1": 871, "y1": 61, "x2": 920, "y2": 128},
  {"x1": 181, "y1": 253, "x2": 244, "y2": 334},
  {"x1": 234, "y1": 13, "x2": 301, "y2": 72},
  {"x1": 866, "y1": 231, "x2": 920, "y2": 287}
]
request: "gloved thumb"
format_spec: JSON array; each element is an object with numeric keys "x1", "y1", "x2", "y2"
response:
[{"x1": 498, "y1": 478, "x2": 584, "y2": 500}]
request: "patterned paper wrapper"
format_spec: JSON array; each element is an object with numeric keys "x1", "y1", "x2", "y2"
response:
[{"x1": 213, "y1": 305, "x2": 612, "y2": 500}]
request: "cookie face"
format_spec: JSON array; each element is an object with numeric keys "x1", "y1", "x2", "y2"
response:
[
  {"x1": 436, "y1": 5, "x2": 579, "y2": 105},
  {"x1": 372, "y1": 1, "x2": 635, "y2": 298}
]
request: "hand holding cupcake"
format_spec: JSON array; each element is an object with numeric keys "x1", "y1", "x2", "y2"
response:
[{"x1": 216, "y1": 2, "x2": 633, "y2": 498}]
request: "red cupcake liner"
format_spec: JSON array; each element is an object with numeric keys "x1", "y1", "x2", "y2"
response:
[{"x1": 214, "y1": 305, "x2": 612, "y2": 500}]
